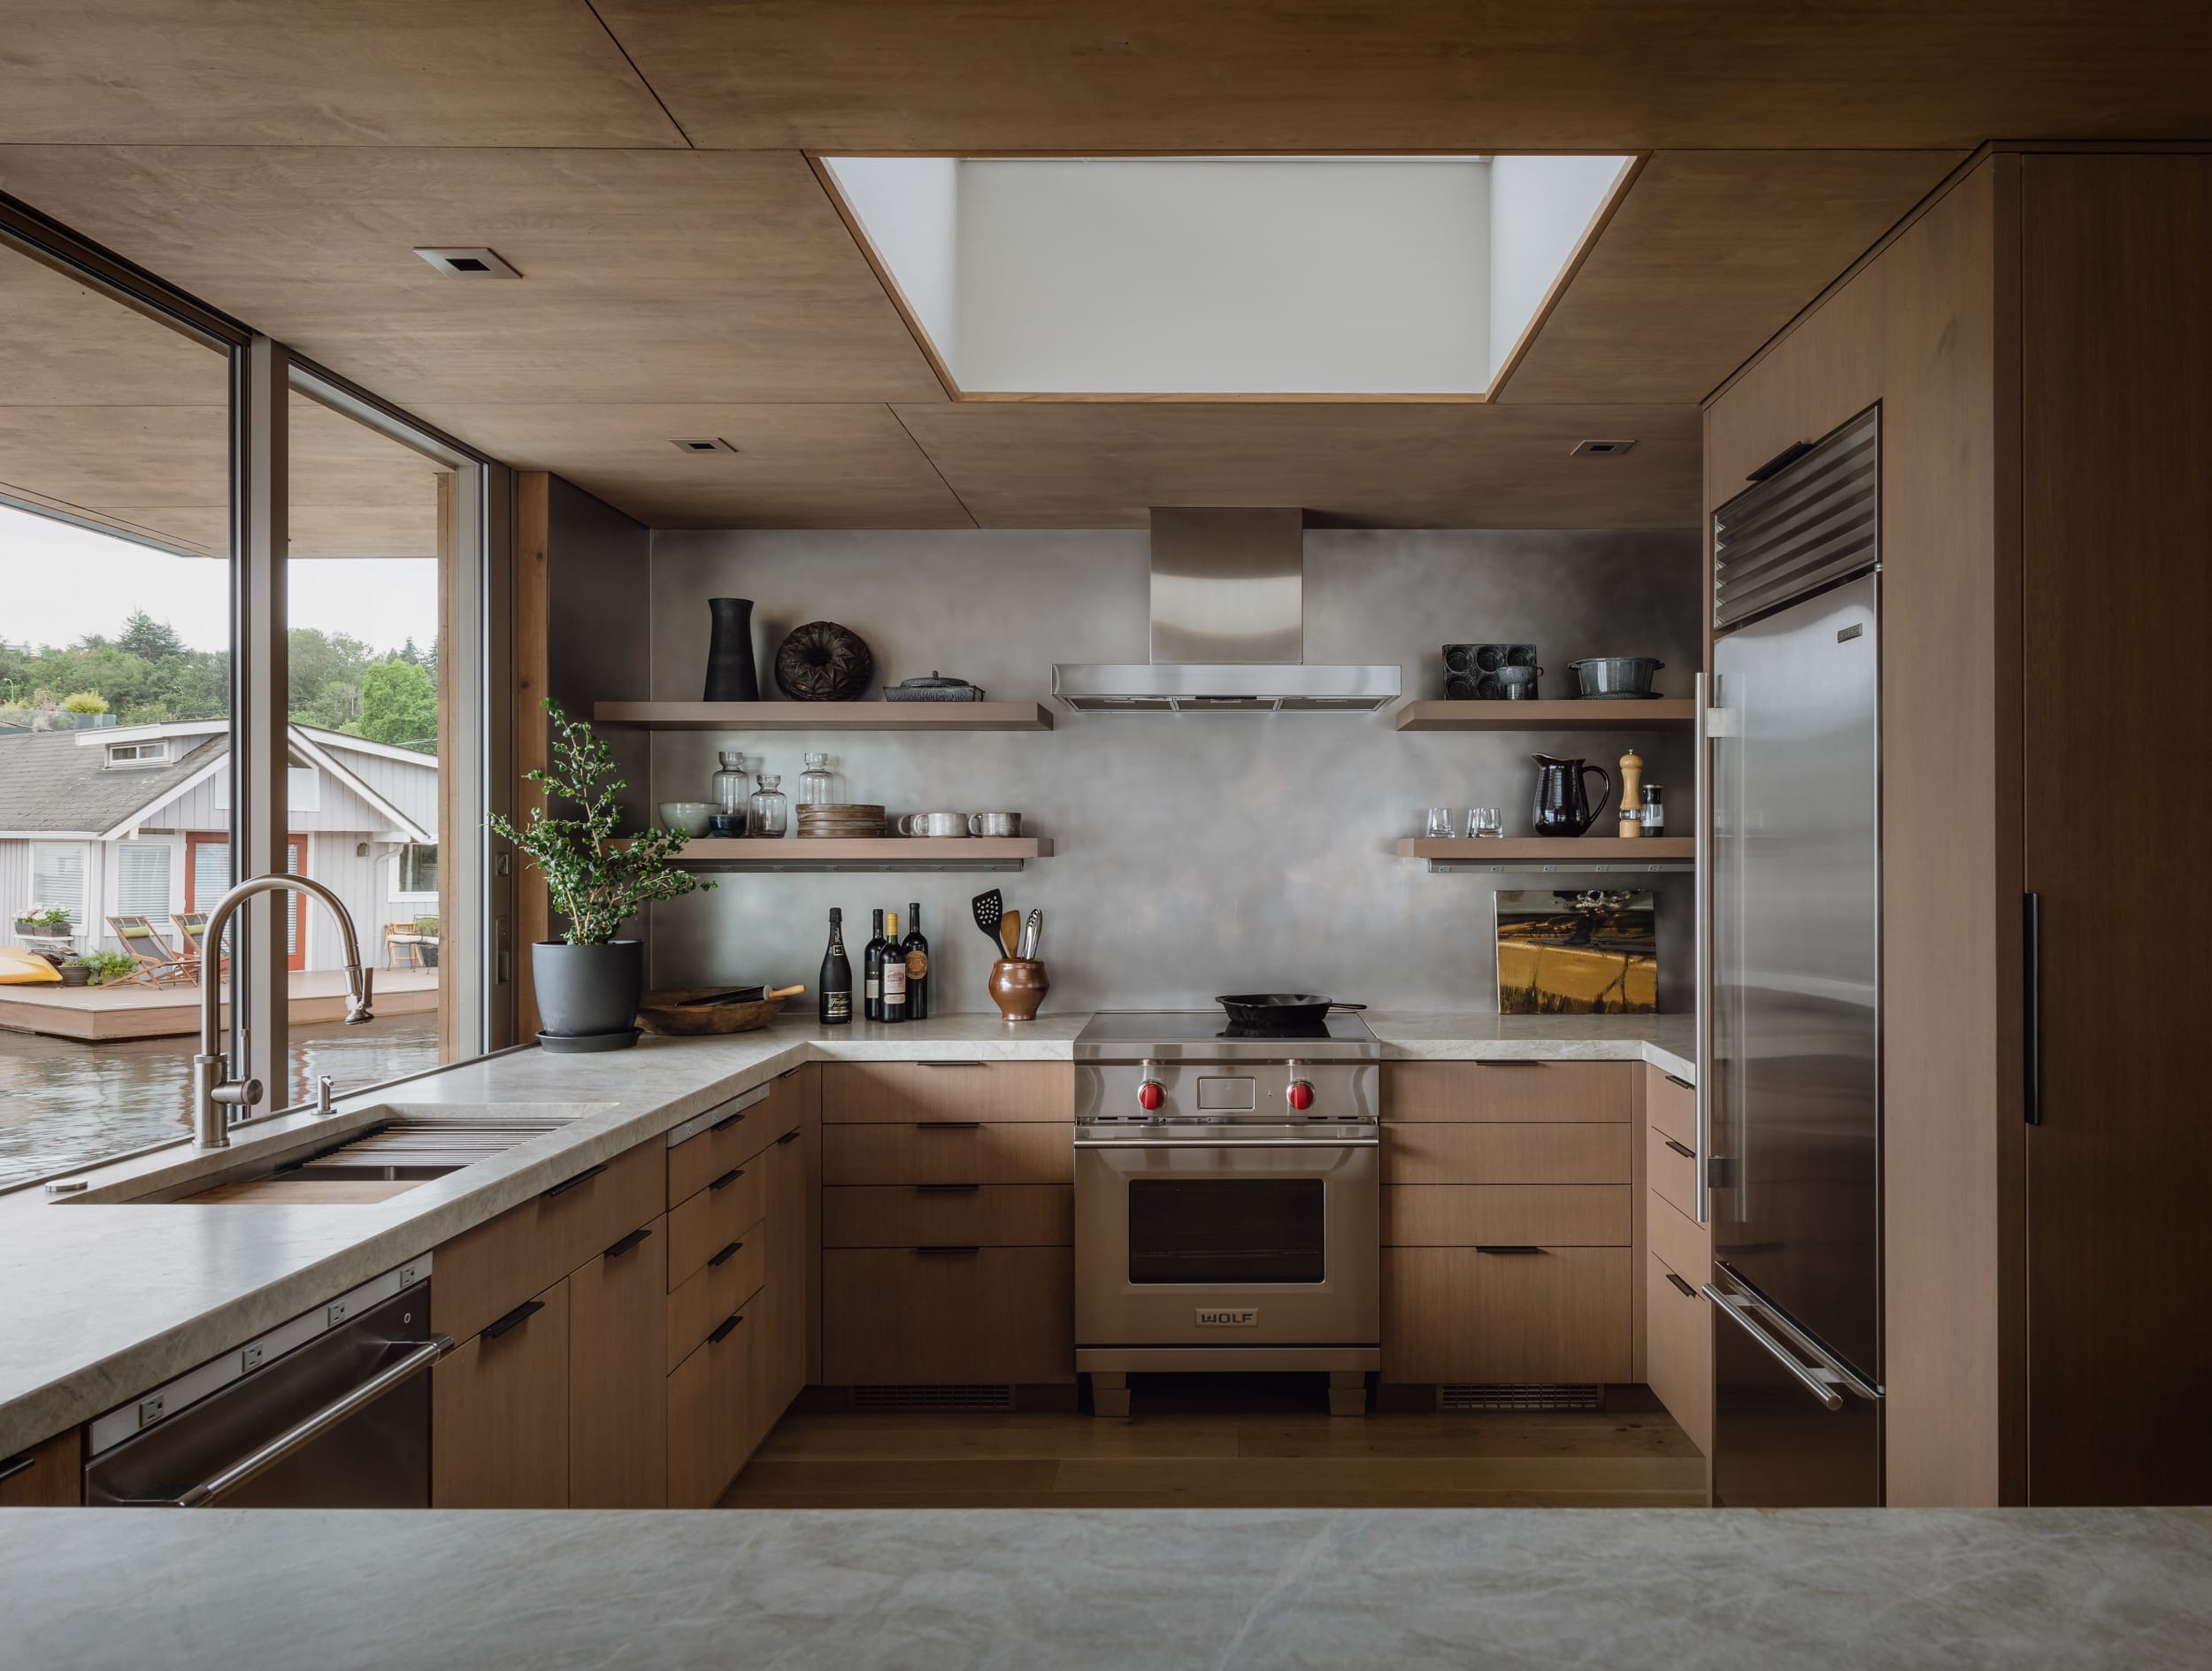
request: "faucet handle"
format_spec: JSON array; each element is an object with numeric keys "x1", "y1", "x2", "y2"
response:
[
  {"x1": 316, "y1": 1074, "x2": 335, "y2": 1117},
  {"x1": 211, "y1": 1077, "x2": 263, "y2": 1110}
]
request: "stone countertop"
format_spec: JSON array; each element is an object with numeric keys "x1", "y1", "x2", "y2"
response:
[
  {"x1": 2, "y1": 1505, "x2": 2207, "y2": 1669},
  {"x1": 0, "y1": 1009, "x2": 1687, "y2": 1458}
]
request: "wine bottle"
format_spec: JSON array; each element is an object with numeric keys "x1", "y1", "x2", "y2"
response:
[
  {"x1": 818, "y1": 907, "x2": 851, "y2": 1026},
  {"x1": 863, "y1": 907, "x2": 886, "y2": 1021},
  {"x1": 880, "y1": 910, "x2": 908, "y2": 1023},
  {"x1": 902, "y1": 901, "x2": 929, "y2": 1021}
]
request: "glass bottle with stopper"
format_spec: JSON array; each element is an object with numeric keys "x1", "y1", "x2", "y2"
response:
[
  {"x1": 710, "y1": 751, "x2": 749, "y2": 836},
  {"x1": 798, "y1": 751, "x2": 841, "y2": 808},
  {"x1": 749, "y1": 774, "x2": 788, "y2": 839}
]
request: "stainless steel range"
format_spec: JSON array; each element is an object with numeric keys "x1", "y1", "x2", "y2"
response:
[{"x1": 1073, "y1": 1009, "x2": 1381, "y2": 1417}]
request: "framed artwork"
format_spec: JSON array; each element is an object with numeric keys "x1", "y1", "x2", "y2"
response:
[{"x1": 1495, "y1": 889, "x2": 1657, "y2": 1014}]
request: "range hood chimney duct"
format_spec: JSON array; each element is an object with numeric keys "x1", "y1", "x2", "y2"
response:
[{"x1": 1050, "y1": 508, "x2": 1400, "y2": 712}]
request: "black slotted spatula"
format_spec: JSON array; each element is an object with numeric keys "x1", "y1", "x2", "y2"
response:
[{"x1": 971, "y1": 889, "x2": 1005, "y2": 952}]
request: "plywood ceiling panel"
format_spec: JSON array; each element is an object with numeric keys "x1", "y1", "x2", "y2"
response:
[
  {"x1": 891, "y1": 404, "x2": 1700, "y2": 529},
  {"x1": 0, "y1": 147, "x2": 945, "y2": 406},
  {"x1": 412, "y1": 404, "x2": 974, "y2": 528},
  {"x1": 1499, "y1": 150, "x2": 1967, "y2": 404},
  {"x1": 593, "y1": 1, "x2": 2212, "y2": 151},
  {"x1": 0, "y1": 1, "x2": 684, "y2": 147}
]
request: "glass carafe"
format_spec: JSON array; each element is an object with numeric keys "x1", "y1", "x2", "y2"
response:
[
  {"x1": 798, "y1": 751, "x2": 840, "y2": 808},
  {"x1": 710, "y1": 751, "x2": 749, "y2": 836},
  {"x1": 749, "y1": 774, "x2": 788, "y2": 839}
]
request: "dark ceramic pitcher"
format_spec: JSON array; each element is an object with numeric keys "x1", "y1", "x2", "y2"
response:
[{"x1": 1531, "y1": 753, "x2": 1613, "y2": 836}]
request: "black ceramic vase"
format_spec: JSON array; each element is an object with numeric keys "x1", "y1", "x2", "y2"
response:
[
  {"x1": 703, "y1": 597, "x2": 759, "y2": 702},
  {"x1": 532, "y1": 940, "x2": 642, "y2": 1042}
]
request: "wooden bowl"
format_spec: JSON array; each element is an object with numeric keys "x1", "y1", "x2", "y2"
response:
[{"x1": 635, "y1": 984, "x2": 805, "y2": 1037}]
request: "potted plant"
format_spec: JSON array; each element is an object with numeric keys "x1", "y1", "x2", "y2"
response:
[
  {"x1": 411, "y1": 913, "x2": 441, "y2": 969},
  {"x1": 58, "y1": 954, "x2": 95, "y2": 987},
  {"x1": 14, "y1": 905, "x2": 72, "y2": 937},
  {"x1": 74, "y1": 950, "x2": 136, "y2": 987},
  {"x1": 489, "y1": 700, "x2": 712, "y2": 1045}
]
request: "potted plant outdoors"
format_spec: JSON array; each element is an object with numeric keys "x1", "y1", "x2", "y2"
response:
[
  {"x1": 58, "y1": 954, "x2": 96, "y2": 987},
  {"x1": 489, "y1": 699, "x2": 713, "y2": 1047},
  {"x1": 14, "y1": 905, "x2": 72, "y2": 938},
  {"x1": 73, "y1": 950, "x2": 136, "y2": 987},
  {"x1": 411, "y1": 913, "x2": 441, "y2": 969}
]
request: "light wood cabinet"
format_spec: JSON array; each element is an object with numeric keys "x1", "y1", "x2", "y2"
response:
[
  {"x1": 667, "y1": 1221, "x2": 766, "y2": 1372},
  {"x1": 0, "y1": 1428, "x2": 81, "y2": 1505},
  {"x1": 568, "y1": 1217, "x2": 667, "y2": 1509},
  {"x1": 764, "y1": 1124, "x2": 809, "y2": 1419},
  {"x1": 822, "y1": 1060, "x2": 1072, "y2": 1124},
  {"x1": 823, "y1": 1183, "x2": 1073, "y2": 1248},
  {"x1": 824, "y1": 1247, "x2": 1074, "y2": 1385},
  {"x1": 1382, "y1": 1061, "x2": 1634, "y2": 1123},
  {"x1": 823, "y1": 1119, "x2": 1071, "y2": 1186},
  {"x1": 1644, "y1": 1250, "x2": 1712, "y2": 1456},
  {"x1": 432, "y1": 1277, "x2": 571, "y2": 1507},
  {"x1": 666, "y1": 1303, "x2": 756, "y2": 1509},
  {"x1": 666, "y1": 1150, "x2": 767, "y2": 1284},
  {"x1": 1645, "y1": 1119, "x2": 1700, "y2": 1224},
  {"x1": 1382, "y1": 1247, "x2": 1632, "y2": 1384},
  {"x1": 1381, "y1": 1121, "x2": 1632, "y2": 1187},
  {"x1": 1383, "y1": 1184, "x2": 1629, "y2": 1248}
]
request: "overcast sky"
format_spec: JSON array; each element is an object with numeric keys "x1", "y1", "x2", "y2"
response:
[{"x1": 0, "y1": 502, "x2": 437, "y2": 656}]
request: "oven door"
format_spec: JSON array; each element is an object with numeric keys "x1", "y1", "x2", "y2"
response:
[{"x1": 1074, "y1": 1127, "x2": 1379, "y2": 1349}]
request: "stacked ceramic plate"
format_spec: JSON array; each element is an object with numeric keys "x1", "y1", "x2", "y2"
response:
[{"x1": 795, "y1": 803, "x2": 887, "y2": 839}]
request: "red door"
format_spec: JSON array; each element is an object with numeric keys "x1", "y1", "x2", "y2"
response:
[{"x1": 186, "y1": 835, "x2": 309, "y2": 970}]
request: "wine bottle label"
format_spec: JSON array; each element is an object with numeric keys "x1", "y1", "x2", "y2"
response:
[
  {"x1": 906, "y1": 950, "x2": 929, "y2": 978},
  {"x1": 883, "y1": 961, "x2": 907, "y2": 999},
  {"x1": 825, "y1": 992, "x2": 850, "y2": 1019},
  {"x1": 866, "y1": 975, "x2": 879, "y2": 1002}
]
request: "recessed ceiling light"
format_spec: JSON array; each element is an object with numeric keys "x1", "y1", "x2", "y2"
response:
[
  {"x1": 670, "y1": 437, "x2": 738, "y2": 454},
  {"x1": 413, "y1": 247, "x2": 521, "y2": 279},
  {"x1": 1571, "y1": 439, "x2": 1637, "y2": 457}
]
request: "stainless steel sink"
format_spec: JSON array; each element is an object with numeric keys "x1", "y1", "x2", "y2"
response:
[{"x1": 276, "y1": 1117, "x2": 568, "y2": 1182}]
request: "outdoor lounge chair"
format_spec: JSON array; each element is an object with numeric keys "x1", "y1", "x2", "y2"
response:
[
  {"x1": 170, "y1": 912, "x2": 228, "y2": 982},
  {"x1": 104, "y1": 914, "x2": 194, "y2": 986},
  {"x1": 383, "y1": 920, "x2": 436, "y2": 970}
]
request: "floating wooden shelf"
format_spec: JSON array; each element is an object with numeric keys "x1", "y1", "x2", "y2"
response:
[
  {"x1": 618, "y1": 836, "x2": 1052, "y2": 873},
  {"x1": 1394, "y1": 699, "x2": 1695, "y2": 732},
  {"x1": 593, "y1": 701, "x2": 1054, "y2": 732},
  {"x1": 1396, "y1": 836, "x2": 1696, "y2": 873}
]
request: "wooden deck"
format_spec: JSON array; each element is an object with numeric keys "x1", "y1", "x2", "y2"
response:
[{"x1": 0, "y1": 967, "x2": 438, "y2": 1043}]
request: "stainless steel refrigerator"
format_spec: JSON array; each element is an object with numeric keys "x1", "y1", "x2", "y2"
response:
[{"x1": 1704, "y1": 408, "x2": 1884, "y2": 1505}]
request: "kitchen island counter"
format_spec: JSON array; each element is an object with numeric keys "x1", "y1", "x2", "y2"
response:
[{"x1": 2, "y1": 1503, "x2": 2205, "y2": 1669}]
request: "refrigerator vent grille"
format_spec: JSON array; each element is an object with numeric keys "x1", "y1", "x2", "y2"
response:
[
  {"x1": 1713, "y1": 405, "x2": 1879, "y2": 629},
  {"x1": 1439, "y1": 1383, "x2": 1601, "y2": 1412},
  {"x1": 850, "y1": 1383, "x2": 1015, "y2": 1412}
]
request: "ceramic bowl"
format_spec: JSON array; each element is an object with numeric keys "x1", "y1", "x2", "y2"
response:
[{"x1": 657, "y1": 801, "x2": 717, "y2": 836}]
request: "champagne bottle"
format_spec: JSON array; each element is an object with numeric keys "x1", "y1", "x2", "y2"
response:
[
  {"x1": 902, "y1": 902, "x2": 929, "y2": 1021},
  {"x1": 880, "y1": 910, "x2": 908, "y2": 1023},
  {"x1": 818, "y1": 908, "x2": 851, "y2": 1026},
  {"x1": 863, "y1": 907, "x2": 886, "y2": 1021}
]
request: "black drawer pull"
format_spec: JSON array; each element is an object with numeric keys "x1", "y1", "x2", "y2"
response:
[
  {"x1": 710, "y1": 1167, "x2": 744, "y2": 1191},
  {"x1": 1663, "y1": 1074, "x2": 1694, "y2": 1090},
  {"x1": 483, "y1": 1298, "x2": 545, "y2": 1339},
  {"x1": 710, "y1": 1110, "x2": 748, "y2": 1133},
  {"x1": 778, "y1": 1065, "x2": 803, "y2": 1078},
  {"x1": 777, "y1": 1128, "x2": 801, "y2": 1145},
  {"x1": 602, "y1": 1227, "x2": 652, "y2": 1260},
  {"x1": 920, "y1": 1061, "x2": 986, "y2": 1068},
  {"x1": 918, "y1": 1120, "x2": 981, "y2": 1131},
  {"x1": 1473, "y1": 1060, "x2": 1543, "y2": 1067},
  {"x1": 709, "y1": 1313, "x2": 744, "y2": 1344},
  {"x1": 1665, "y1": 1271, "x2": 1697, "y2": 1298},
  {"x1": 541, "y1": 1162, "x2": 607, "y2": 1199},
  {"x1": 1474, "y1": 1245, "x2": 1544, "y2": 1255},
  {"x1": 0, "y1": 1452, "x2": 36, "y2": 1485},
  {"x1": 915, "y1": 1244, "x2": 980, "y2": 1256},
  {"x1": 916, "y1": 1182, "x2": 980, "y2": 1195},
  {"x1": 708, "y1": 1240, "x2": 744, "y2": 1267},
  {"x1": 1663, "y1": 1137, "x2": 1696, "y2": 1159}
]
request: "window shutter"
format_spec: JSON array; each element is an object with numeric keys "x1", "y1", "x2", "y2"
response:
[{"x1": 117, "y1": 845, "x2": 173, "y2": 918}]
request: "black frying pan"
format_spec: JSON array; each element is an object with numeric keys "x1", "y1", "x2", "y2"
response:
[{"x1": 1214, "y1": 993, "x2": 1367, "y2": 1030}]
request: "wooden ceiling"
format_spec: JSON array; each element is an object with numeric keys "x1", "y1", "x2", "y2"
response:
[{"x1": 1, "y1": 4, "x2": 2188, "y2": 530}]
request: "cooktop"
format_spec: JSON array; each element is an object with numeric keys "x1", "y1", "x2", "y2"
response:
[{"x1": 1074, "y1": 1009, "x2": 1381, "y2": 1062}]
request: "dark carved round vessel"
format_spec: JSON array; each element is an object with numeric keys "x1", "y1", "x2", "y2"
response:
[{"x1": 774, "y1": 620, "x2": 873, "y2": 702}]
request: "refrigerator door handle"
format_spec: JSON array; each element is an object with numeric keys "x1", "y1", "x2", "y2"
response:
[
  {"x1": 1705, "y1": 1283, "x2": 1878, "y2": 1412},
  {"x1": 1694, "y1": 670, "x2": 1711, "y2": 1223}
]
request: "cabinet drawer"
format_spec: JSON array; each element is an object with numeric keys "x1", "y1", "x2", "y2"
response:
[
  {"x1": 666, "y1": 1302, "x2": 757, "y2": 1509},
  {"x1": 823, "y1": 1120, "x2": 1071, "y2": 1186},
  {"x1": 1382, "y1": 1246, "x2": 1631, "y2": 1384},
  {"x1": 0, "y1": 1428, "x2": 81, "y2": 1506},
  {"x1": 822, "y1": 1184, "x2": 1073, "y2": 1248},
  {"x1": 433, "y1": 1139, "x2": 662, "y2": 1343},
  {"x1": 1646, "y1": 1064, "x2": 1696, "y2": 1149},
  {"x1": 1382, "y1": 1184, "x2": 1630, "y2": 1247},
  {"x1": 666, "y1": 1159, "x2": 765, "y2": 1287},
  {"x1": 823, "y1": 1247, "x2": 1074, "y2": 1383},
  {"x1": 1647, "y1": 1187, "x2": 1710, "y2": 1290},
  {"x1": 822, "y1": 1060, "x2": 1073, "y2": 1124},
  {"x1": 1647, "y1": 1120, "x2": 1701, "y2": 1223},
  {"x1": 668, "y1": 1096, "x2": 778, "y2": 1209},
  {"x1": 1382, "y1": 1122, "x2": 1630, "y2": 1186},
  {"x1": 1646, "y1": 1250, "x2": 1713, "y2": 1456},
  {"x1": 432, "y1": 1276, "x2": 570, "y2": 1507},
  {"x1": 668, "y1": 1234, "x2": 766, "y2": 1371},
  {"x1": 569, "y1": 1216, "x2": 667, "y2": 1509},
  {"x1": 1383, "y1": 1061, "x2": 1633, "y2": 1123}
]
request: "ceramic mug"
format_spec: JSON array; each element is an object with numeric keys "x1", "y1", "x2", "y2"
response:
[
  {"x1": 896, "y1": 812, "x2": 969, "y2": 838},
  {"x1": 966, "y1": 812, "x2": 1022, "y2": 836}
]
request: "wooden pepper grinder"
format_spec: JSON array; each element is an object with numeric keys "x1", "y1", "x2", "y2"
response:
[{"x1": 1618, "y1": 748, "x2": 1644, "y2": 837}]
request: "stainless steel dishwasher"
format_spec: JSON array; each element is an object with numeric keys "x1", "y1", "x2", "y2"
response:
[{"x1": 85, "y1": 1260, "x2": 450, "y2": 1507}]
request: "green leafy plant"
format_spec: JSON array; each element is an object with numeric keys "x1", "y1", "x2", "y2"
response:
[
  {"x1": 71, "y1": 950, "x2": 136, "y2": 986},
  {"x1": 488, "y1": 700, "x2": 712, "y2": 944},
  {"x1": 411, "y1": 913, "x2": 441, "y2": 937},
  {"x1": 58, "y1": 690, "x2": 109, "y2": 714},
  {"x1": 16, "y1": 905, "x2": 73, "y2": 931}
]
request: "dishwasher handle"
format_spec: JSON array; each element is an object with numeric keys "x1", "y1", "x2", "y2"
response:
[{"x1": 173, "y1": 1334, "x2": 454, "y2": 1508}]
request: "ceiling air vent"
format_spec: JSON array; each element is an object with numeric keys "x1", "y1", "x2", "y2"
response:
[
  {"x1": 1571, "y1": 438, "x2": 1636, "y2": 456},
  {"x1": 670, "y1": 437, "x2": 739, "y2": 454},
  {"x1": 412, "y1": 247, "x2": 521, "y2": 279}
]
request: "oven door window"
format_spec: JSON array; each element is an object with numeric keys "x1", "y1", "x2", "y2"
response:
[{"x1": 1126, "y1": 1179, "x2": 1325, "y2": 1283}]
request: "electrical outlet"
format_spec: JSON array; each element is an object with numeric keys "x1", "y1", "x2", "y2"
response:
[
  {"x1": 240, "y1": 1343, "x2": 265, "y2": 1374},
  {"x1": 135, "y1": 1394, "x2": 165, "y2": 1429},
  {"x1": 326, "y1": 1298, "x2": 350, "y2": 1328}
]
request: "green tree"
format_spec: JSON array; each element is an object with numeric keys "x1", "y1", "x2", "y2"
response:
[
  {"x1": 117, "y1": 610, "x2": 186, "y2": 661},
  {"x1": 287, "y1": 626, "x2": 372, "y2": 730},
  {"x1": 354, "y1": 657, "x2": 438, "y2": 752}
]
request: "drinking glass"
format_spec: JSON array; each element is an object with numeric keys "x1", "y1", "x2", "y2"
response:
[
  {"x1": 1424, "y1": 807, "x2": 1458, "y2": 838},
  {"x1": 1469, "y1": 807, "x2": 1503, "y2": 839}
]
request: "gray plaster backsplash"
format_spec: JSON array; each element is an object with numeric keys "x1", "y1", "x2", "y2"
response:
[{"x1": 643, "y1": 527, "x2": 1700, "y2": 1011}]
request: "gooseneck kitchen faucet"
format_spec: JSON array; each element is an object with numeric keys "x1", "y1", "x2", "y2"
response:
[{"x1": 191, "y1": 873, "x2": 374, "y2": 1150}]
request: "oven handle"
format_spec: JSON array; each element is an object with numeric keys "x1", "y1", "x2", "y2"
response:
[{"x1": 1072, "y1": 1136, "x2": 1378, "y2": 1150}]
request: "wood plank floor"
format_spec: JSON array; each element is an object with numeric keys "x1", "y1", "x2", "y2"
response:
[{"x1": 722, "y1": 1377, "x2": 1707, "y2": 1509}]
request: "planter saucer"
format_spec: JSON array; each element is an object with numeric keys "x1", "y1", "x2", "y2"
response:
[{"x1": 536, "y1": 1028, "x2": 641, "y2": 1054}]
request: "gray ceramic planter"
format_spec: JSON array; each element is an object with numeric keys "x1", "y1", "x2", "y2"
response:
[{"x1": 533, "y1": 939, "x2": 642, "y2": 1041}]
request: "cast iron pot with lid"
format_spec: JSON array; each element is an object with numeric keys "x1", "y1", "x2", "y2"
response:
[{"x1": 1215, "y1": 993, "x2": 1367, "y2": 1030}]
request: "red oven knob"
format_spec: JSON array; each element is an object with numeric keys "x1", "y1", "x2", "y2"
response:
[
  {"x1": 1138, "y1": 1079, "x2": 1165, "y2": 1112},
  {"x1": 1287, "y1": 1079, "x2": 1316, "y2": 1112}
]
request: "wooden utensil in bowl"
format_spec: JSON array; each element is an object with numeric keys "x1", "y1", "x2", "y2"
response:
[{"x1": 636, "y1": 983, "x2": 805, "y2": 1036}]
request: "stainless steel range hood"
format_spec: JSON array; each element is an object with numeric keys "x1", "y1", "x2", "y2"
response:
[{"x1": 1051, "y1": 508, "x2": 1401, "y2": 712}]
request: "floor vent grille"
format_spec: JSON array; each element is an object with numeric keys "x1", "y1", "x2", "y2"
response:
[
  {"x1": 1440, "y1": 1383, "x2": 1601, "y2": 1412},
  {"x1": 851, "y1": 1383, "x2": 1016, "y2": 1412}
]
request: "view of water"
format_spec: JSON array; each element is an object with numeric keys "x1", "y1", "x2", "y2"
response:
[{"x1": 0, "y1": 1013, "x2": 441, "y2": 1190}]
